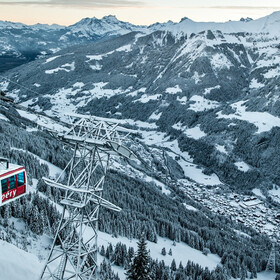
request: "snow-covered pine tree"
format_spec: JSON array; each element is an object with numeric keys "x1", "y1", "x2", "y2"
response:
[
  {"x1": 171, "y1": 259, "x2": 176, "y2": 271},
  {"x1": 128, "y1": 247, "x2": 134, "y2": 263},
  {"x1": 100, "y1": 245, "x2": 105, "y2": 256},
  {"x1": 126, "y1": 233, "x2": 151, "y2": 280}
]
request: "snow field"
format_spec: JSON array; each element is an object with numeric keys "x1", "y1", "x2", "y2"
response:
[
  {"x1": 127, "y1": 87, "x2": 146, "y2": 97},
  {"x1": 234, "y1": 161, "x2": 250, "y2": 172},
  {"x1": 184, "y1": 125, "x2": 206, "y2": 140},
  {"x1": 178, "y1": 158, "x2": 221, "y2": 186},
  {"x1": 171, "y1": 122, "x2": 207, "y2": 140},
  {"x1": 183, "y1": 203, "x2": 198, "y2": 212},
  {"x1": 0, "y1": 80, "x2": 9, "y2": 91},
  {"x1": 192, "y1": 72, "x2": 205, "y2": 84},
  {"x1": 44, "y1": 55, "x2": 61, "y2": 64},
  {"x1": 133, "y1": 93, "x2": 161, "y2": 103},
  {"x1": 177, "y1": 96, "x2": 187, "y2": 104},
  {"x1": 252, "y1": 188, "x2": 266, "y2": 199},
  {"x1": 97, "y1": 231, "x2": 221, "y2": 271},
  {"x1": 211, "y1": 53, "x2": 232, "y2": 70},
  {"x1": 16, "y1": 109, "x2": 65, "y2": 132},
  {"x1": 45, "y1": 61, "x2": 75, "y2": 74},
  {"x1": 165, "y1": 85, "x2": 182, "y2": 94},
  {"x1": 89, "y1": 63, "x2": 102, "y2": 70},
  {"x1": 217, "y1": 101, "x2": 280, "y2": 133},
  {"x1": 203, "y1": 85, "x2": 220, "y2": 95},
  {"x1": 215, "y1": 144, "x2": 227, "y2": 154},
  {"x1": 0, "y1": 240, "x2": 43, "y2": 280},
  {"x1": 189, "y1": 95, "x2": 220, "y2": 112},
  {"x1": 149, "y1": 111, "x2": 162, "y2": 120},
  {"x1": 86, "y1": 54, "x2": 104, "y2": 61},
  {"x1": 250, "y1": 78, "x2": 265, "y2": 89},
  {"x1": 116, "y1": 44, "x2": 132, "y2": 52},
  {"x1": 263, "y1": 67, "x2": 280, "y2": 79},
  {"x1": 0, "y1": 113, "x2": 9, "y2": 121}
]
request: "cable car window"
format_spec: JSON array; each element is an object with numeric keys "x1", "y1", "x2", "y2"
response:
[
  {"x1": 17, "y1": 172, "x2": 25, "y2": 187},
  {"x1": 9, "y1": 175, "x2": 16, "y2": 190},
  {"x1": 1, "y1": 179, "x2": 7, "y2": 193}
]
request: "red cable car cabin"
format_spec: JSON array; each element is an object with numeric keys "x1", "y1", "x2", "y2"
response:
[{"x1": 0, "y1": 158, "x2": 27, "y2": 206}]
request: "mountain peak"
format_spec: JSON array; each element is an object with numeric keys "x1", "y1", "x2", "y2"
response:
[
  {"x1": 240, "y1": 17, "x2": 253, "y2": 22},
  {"x1": 73, "y1": 17, "x2": 98, "y2": 26},
  {"x1": 180, "y1": 17, "x2": 192, "y2": 23},
  {"x1": 102, "y1": 15, "x2": 120, "y2": 23}
]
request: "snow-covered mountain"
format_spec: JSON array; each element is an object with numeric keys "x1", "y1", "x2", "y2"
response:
[
  {"x1": 153, "y1": 11, "x2": 280, "y2": 35},
  {"x1": 2, "y1": 11, "x2": 280, "y2": 192},
  {"x1": 69, "y1": 15, "x2": 146, "y2": 37},
  {"x1": 1, "y1": 12, "x2": 280, "y2": 73},
  {"x1": 0, "y1": 15, "x2": 146, "y2": 73}
]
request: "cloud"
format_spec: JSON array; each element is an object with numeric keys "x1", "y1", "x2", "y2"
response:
[
  {"x1": 0, "y1": 0, "x2": 145, "y2": 8},
  {"x1": 206, "y1": 6, "x2": 280, "y2": 10}
]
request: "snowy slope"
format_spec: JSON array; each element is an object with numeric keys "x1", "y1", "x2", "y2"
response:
[
  {"x1": 98, "y1": 231, "x2": 220, "y2": 270},
  {"x1": 0, "y1": 90, "x2": 278, "y2": 280},
  {"x1": 0, "y1": 240, "x2": 43, "y2": 280}
]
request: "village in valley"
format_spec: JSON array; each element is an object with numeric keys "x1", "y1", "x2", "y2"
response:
[{"x1": 180, "y1": 181, "x2": 280, "y2": 240}]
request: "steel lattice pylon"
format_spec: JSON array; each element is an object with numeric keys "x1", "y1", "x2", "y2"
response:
[{"x1": 40, "y1": 114, "x2": 136, "y2": 280}]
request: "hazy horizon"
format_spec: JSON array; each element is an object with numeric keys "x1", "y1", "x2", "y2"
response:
[
  {"x1": 1, "y1": 9, "x2": 280, "y2": 27},
  {"x1": 0, "y1": 0, "x2": 280, "y2": 26}
]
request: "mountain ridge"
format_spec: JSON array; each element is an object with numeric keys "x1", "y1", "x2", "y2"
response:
[
  {"x1": 1, "y1": 20, "x2": 280, "y2": 191},
  {"x1": 1, "y1": 11, "x2": 280, "y2": 30},
  {"x1": 0, "y1": 11, "x2": 279, "y2": 73}
]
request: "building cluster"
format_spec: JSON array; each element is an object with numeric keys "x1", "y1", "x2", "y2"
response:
[{"x1": 180, "y1": 182, "x2": 280, "y2": 240}]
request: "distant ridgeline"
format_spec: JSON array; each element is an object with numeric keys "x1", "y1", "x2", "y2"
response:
[{"x1": 0, "y1": 11, "x2": 280, "y2": 73}]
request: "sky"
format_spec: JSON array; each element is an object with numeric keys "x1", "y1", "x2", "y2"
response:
[{"x1": 0, "y1": 0, "x2": 280, "y2": 26}]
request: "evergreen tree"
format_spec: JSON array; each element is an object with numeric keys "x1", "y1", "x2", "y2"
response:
[
  {"x1": 128, "y1": 247, "x2": 135, "y2": 263},
  {"x1": 126, "y1": 233, "x2": 151, "y2": 280},
  {"x1": 100, "y1": 245, "x2": 105, "y2": 256},
  {"x1": 171, "y1": 259, "x2": 177, "y2": 271},
  {"x1": 3, "y1": 204, "x2": 11, "y2": 227},
  {"x1": 161, "y1": 247, "x2": 166, "y2": 256},
  {"x1": 99, "y1": 259, "x2": 120, "y2": 280}
]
